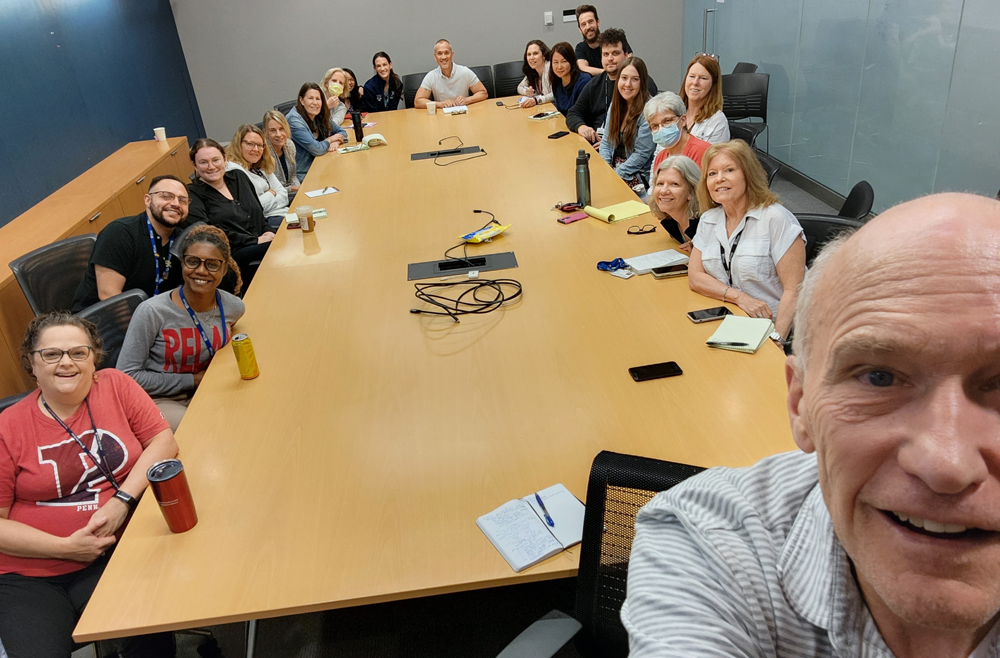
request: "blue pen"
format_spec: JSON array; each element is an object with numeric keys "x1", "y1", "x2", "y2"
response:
[{"x1": 535, "y1": 493, "x2": 555, "y2": 527}]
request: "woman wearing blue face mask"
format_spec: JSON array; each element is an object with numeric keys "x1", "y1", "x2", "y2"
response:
[{"x1": 644, "y1": 92, "x2": 710, "y2": 184}]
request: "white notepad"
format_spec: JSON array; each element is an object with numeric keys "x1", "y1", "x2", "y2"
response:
[
  {"x1": 476, "y1": 483, "x2": 586, "y2": 572},
  {"x1": 304, "y1": 186, "x2": 340, "y2": 198},
  {"x1": 623, "y1": 249, "x2": 689, "y2": 275}
]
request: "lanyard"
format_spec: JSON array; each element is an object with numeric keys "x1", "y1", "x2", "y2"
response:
[
  {"x1": 178, "y1": 288, "x2": 227, "y2": 358},
  {"x1": 41, "y1": 396, "x2": 120, "y2": 491},
  {"x1": 146, "y1": 218, "x2": 174, "y2": 296},
  {"x1": 720, "y1": 224, "x2": 747, "y2": 286}
]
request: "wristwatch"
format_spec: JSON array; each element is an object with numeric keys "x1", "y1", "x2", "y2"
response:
[{"x1": 113, "y1": 490, "x2": 138, "y2": 513}]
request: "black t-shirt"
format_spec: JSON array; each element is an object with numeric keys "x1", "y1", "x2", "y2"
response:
[
  {"x1": 575, "y1": 37, "x2": 632, "y2": 70},
  {"x1": 72, "y1": 213, "x2": 183, "y2": 312},
  {"x1": 186, "y1": 170, "x2": 267, "y2": 253},
  {"x1": 660, "y1": 216, "x2": 700, "y2": 245}
]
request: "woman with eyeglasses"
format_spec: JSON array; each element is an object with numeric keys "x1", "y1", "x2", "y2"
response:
[
  {"x1": 679, "y1": 54, "x2": 729, "y2": 144},
  {"x1": 225, "y1": 124, "x2": 288, "y2": 229},
  {"x1": 187, "y1": 137, "x2": 273, "y2": 288},
  {"x1": 0, "y1": 313, "x2": 178, "y2": 657},
  {"x1": 117, "y1": 225, "x2": 245, "y2": 432},
  {"x1": 644, "y1": 92, "x2": 711, "y2": 184}
]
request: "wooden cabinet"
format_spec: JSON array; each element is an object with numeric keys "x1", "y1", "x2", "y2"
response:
[{"x1": 0, "y1": 136, "x2": 192, "y2": 399}]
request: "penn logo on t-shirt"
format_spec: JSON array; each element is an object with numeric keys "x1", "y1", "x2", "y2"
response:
[{"x1": 36, "y1": 430, "x2": 128, "y2": 511}]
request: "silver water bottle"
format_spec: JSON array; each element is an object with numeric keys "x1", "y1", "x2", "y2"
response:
[{"x1": 576, "y1": 149, "x2": 591, "y2": 207}]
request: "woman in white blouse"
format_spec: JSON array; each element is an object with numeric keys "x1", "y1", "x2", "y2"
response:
[
  {"x1": 224, "y1": 124, "x2": 289, "y2": 225},
  {"x1": 688, "y1": 140, "x2": 805, "y2": 340},
  {"x1": 679, "y1": 54, "x2": 730, "y2": 144},
  {"x1": 517, "y1": 40, "x2": 553, "y2": 108}
]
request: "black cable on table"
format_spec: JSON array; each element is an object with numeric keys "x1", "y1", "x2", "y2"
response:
[{"x1": 410, "y1": 278, "x2": 523, "y2": 323}]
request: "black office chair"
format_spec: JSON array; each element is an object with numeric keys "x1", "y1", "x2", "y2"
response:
[
  {"x1": 469, "y1": 65, "x2": 495, "y2": 98},
  {"x1": 273, "y1": 100, "x2": 296, "y2": 115},
  {"x1": 728, "y1": 121, "x2": 763, "y2": 150},
  {"x1": 9, "y1": 234, "x2": 97, "y2": 315},
  {"x1": 497, "y1": 451, "x2": 704, "y2": 658},
  {"x1": 722, "y1": 72, "x2": 769, "y2": 152},
  {"x1": 76, "y1": 289, "x2": 148, "y2": 369},
  {"x1": 732, "y1": 62, "x2": 758, "y2": 74},
  {"x1": 0, "y1": 391, "x2": 31, "y2": 415},
  {"x1": 795, "y1": 214, "x2": 864, "y2": 266},
  {"x1": 493, "y1": 61, "x2": 525, "y2": 98},
  {"x1": 402, "y1": 72, "x2": 427, "y2": 109},
  {"x1": 837, "y1": 180, "x2": 875, "y2": 220},
  {"x1": 755, "y1": 150, "x2": 780, "y2": 187}
]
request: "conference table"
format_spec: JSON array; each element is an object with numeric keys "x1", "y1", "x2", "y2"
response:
[{"x1": 74, "y1": 100, "x2": 796, "y2": 643}]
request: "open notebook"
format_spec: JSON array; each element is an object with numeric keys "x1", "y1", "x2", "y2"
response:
[
  {"x1": 706, "y1": 315, "x2": 775, "y2": 353},
  {"x1": 476, "y1": 483, "x2": 586, "y2": 572},
  {"x1": 584, "y1": 200, "x2": 650, "y2": 223}
]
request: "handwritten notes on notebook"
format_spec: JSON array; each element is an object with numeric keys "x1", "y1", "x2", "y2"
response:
[{"x1": 476, "y1": 483, "x2": 586, "y2": 572}]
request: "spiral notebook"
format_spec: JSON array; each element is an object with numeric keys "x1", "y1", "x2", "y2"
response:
[{"x1": 706, "y1": 315, "x2": 775, "y2": 353}]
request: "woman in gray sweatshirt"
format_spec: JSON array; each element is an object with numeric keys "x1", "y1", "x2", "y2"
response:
[{"x1": 117, "y1": 225, "x2": 246, "y2": 431}]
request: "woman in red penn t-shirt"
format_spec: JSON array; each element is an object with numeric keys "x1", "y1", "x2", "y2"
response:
[{"x1": 0, "y1": 313, "x2": 178, "y2": 658}]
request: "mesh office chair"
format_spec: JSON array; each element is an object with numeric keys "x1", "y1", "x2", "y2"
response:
[
  {"x1": 273, "y1": 100, "x2": 296, "y2": 115},
  {"x1": 497, "y1": 451, "x2": 704, "y2": 658},
  {"x1": 732, "y1": 62, "x2": 758, "y2": 74},
  {"x1": 402, "y1": 72, "x2": 427, "y2": 109},
  {"x1": 795, "y1": 214, "x2": 864, "y2": 266},
  {"x1": 837, "y1": 181, "x2": 875, "y2": 220},
  {"x1": 9, "y1": 234, "x2": 97, "y2": 315},
  {"x1": 76, "y1": 289, "x2": 148, "y2": 369},
  {"x1": 722, "y1": 72, "x2": 769, "y2": 152},
  {"x1": 493, "y1": 61, "x2": 525, "y2": 98},
  {"x1": 470, "y1": 65, "x2": 495, "y2": 98}
]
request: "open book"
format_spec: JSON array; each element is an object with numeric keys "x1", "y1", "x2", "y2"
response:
[
  {"x1": 706, "y1": 315, "x2": 775, "y2": 353},
  {"x1": 337, "y1": 133, "x2": 387, "y2": 153},
  {"x1": 624, "y1": 249, "x2": 689, "y2": 275},
  {"x1": 476, "y1": 483, "x2": 586, "y2": 572}
]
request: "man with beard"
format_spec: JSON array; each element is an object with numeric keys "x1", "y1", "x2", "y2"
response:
[
  {"x1": 566, "y1": 28, "x2": 657, "y2": 146},
  {"x1": 72, "y1": 175, "x2": 189, "y2": 311},
  {"x1": 574, "y1": 5, "x2": 614, "y2": 76}
]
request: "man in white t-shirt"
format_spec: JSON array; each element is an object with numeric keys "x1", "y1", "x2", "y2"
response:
[{"x1": 414, "y1": 40, "x2": 488, "y2": 109}]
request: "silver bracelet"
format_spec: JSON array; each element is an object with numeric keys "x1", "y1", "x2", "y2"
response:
[{"x1": 722, "y1": 286, "x2": 730, "y2": 302}]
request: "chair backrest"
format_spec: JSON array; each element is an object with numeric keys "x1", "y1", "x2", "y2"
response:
[
  {"x1": 728, "y1": 121, "x2": 761, "y2": 149},
  {"x1": 732, "y1": 61, "x2": 758, "y2": 74},
  {"x1": 838, "y1": 180, "x2": 874, "y2": 220},
  {"x1": 0, "y1": 391, "x2": 31, "y2": 416},
  {"x1": 9, "y1": 234, "x2": 97, "y2": 315},
  {"x1": 469, "y1": 65, "x2": 495, "y2": 98},
  {"x1": 573, "y1": 451, "x2": 705, "y2": 658},
  {"x1": 493, "y1": 60, "x2": 525, "y2": 99},
  {"x1": 273, "y1": 100, "x2": 296, "y2": 116},
  {"x1": 795, "y1": 214, "x2": 864, "y2": 266},
  {"x1": 722, "y1": 72, "x2": 769, "y2": 123},
  {"x1": 76, "y1": 289, "x2": 148, "y2": 369},
  {"x1": 402, "y1": 72, "x2": 427, "y2": 109},
  {"x1": 755, "y1": 150, "x2": 780, "y2": 187}
]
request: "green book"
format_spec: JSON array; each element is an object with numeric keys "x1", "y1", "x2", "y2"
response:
[{"x1": 706, "y1": 315, "x2": 775, "y2": 353}]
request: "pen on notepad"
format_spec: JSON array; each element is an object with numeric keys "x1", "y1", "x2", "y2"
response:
[
  {"x1": 709, "y1": 342, "x2": 749, "y2": 347},
  {"x1": 535, "y1": 493, "x2": 555, "y2": 527}
]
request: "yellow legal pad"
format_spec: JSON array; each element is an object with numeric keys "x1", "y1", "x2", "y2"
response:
[{"x1": 584, "y1": 200, "x2": 650, "y2": 223}]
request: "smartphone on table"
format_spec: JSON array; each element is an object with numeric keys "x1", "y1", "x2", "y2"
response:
[
  {"x1": 651, "y1": 264, "x2": 689, "y2": 279},
  {"x1": 629, "y1": 361, "x2": 683, "y2": 382},
  {"x1": 686, "y1": 306, "x2": 733, "y2": 323}
]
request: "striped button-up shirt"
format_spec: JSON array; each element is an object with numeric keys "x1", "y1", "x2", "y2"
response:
[{"x1": 621, "y1": 451, "x2": 1000, "y2": 658}]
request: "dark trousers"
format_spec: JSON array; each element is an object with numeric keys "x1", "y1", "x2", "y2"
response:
[
  {"x1": 233, "y1": 242, "x2": 271, "y2": 293},
  {"x1": 0, "y1": 551, "x2": 175, "y2": 658}
]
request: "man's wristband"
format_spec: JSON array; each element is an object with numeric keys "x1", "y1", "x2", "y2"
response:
[{"x1": 113, "y1": 490, "x2": 138, "y2": 513}]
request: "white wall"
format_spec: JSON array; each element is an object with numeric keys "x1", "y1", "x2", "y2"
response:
[{"x1": 170, "y1": 0, "x2": 685, "y2": 138}]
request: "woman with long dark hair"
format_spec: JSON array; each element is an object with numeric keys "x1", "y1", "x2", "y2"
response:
[
  {"x1": 362, "y1": 52, "x2": 403, "y2": 112},
  {"x1": 548, "y1": 41, "x2": 591, "y2": 115},
  {"x1": 599, "y1": 56, "x2": 655, "y2": 193},
  {"x1": 286, "y1": 82, "x2": 347, "y2": 176},
  {"x1": 516, "y1": 40, "x2": 552, "y2": 108}
]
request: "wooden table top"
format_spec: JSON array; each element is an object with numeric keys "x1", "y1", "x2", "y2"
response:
[{"x1": 74, "y1": 102, "x2": 795, "y2": 641}]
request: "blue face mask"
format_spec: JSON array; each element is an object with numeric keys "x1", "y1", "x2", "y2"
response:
[{"x1": 652, "y1": 122, "x2": 681, "y2": 147}]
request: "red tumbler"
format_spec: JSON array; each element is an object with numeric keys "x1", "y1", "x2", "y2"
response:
[{"x1": 146, "y1": 459, "x2": 198, "y2": 533}]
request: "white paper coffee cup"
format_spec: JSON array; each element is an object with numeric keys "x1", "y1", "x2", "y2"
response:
[
  {"x1": 154, "y1": 127, "x2": 167, "y2": 142},
  {"x1": 426, "y1": 102, "x2": 436, "y2": 115}
]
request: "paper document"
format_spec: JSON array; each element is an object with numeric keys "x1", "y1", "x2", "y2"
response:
[
  {"x1": 304, "y1": 186, "x2": 340, "y2": 198},
  {"x1": 623, "y1": 250, "x2": 689, "y2": 275},
  {"x1": 584, "y1": 200, "x2": 650, "y2": 223}
]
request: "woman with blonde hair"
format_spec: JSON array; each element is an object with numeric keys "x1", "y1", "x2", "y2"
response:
[
  {"x1": 225, "y1": 124, "x2": 288, "y2": 225},
  {"x1": 647, "y1": 155, "x2": 701, "y2": 253},
  {"x1": 599, "y1": 56, "x2": 655, "y2": 193},
  {"x1": 679, "y1": 54, "x2": 730, "y2": 143},
  {"x1": 118, "y1": 224, "x2": 246, "y2": 431},
  {"x1": 320, "y1": 67, "x2": 350, "y2": 126},
  {"x1": 688, "y1": 140, "x2": 805, "y2": 339},
  {"x1": 262, "y1": 110, "x2": 299, "y2": 197}
]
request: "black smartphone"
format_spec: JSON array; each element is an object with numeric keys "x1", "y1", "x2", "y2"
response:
[
  {"x1": 531, "y1": 112, "x2": 550, "y2": 119},
  {"x1": 548, "y1": 131, "x2": 569, "y2": 139},
  {"x1": 686, "y1": 306, "x2": 733, "y2": 323},
  {"x1": 651, "y1": 264, "x2": 688, "y2": 279},
  {"x1": 496, "y1": 101, "x2": 504, "y2": 106},
  {"x1": 629, "y1": 361, "x2": 683, "y2": 382}
]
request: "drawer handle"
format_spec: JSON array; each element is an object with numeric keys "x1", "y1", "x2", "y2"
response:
[
  {"x1": 89, "y1": 212, "x2": 101, "y2": 223},
  {"x1": 171, "y1": 149, "x2": 178, "y2": 156},
  {"x1": 136, "y1": 175, "x2": 146, "y2": 185}
]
